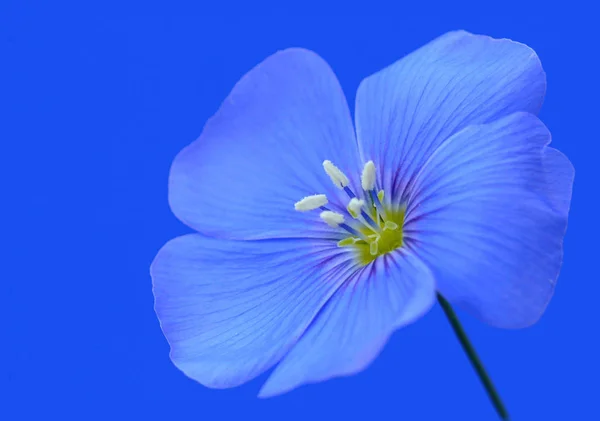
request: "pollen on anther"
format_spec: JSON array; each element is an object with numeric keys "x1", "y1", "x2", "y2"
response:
[
  {"x1": 294, "y1": 194, "x2": 328, "y2": 211},
  {"x1": 361, "y1": 161, "x2": 376, "y2": 191},
  {"x1": 323, "y1": 160, "x2": 349, "y2": 189},
  {"x1": 320, "y1": 210, "x2": 345, "y2": 228},
  {"x1": 347, "y1": 198, "x2": 364, "y2": 218}
]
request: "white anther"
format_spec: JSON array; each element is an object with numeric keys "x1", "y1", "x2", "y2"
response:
[
  {"x1": 320, "y1": 210, "x2": 345, "y2": 228},
  {"x1": 294, "y1": 194, "x2": 328, "y2": 211},
  {"x1": 361, "y1": 161, "x2": 376, "y2": 191},
  {"x1": 347, "y1": 198, "x2": 365, "y2": 218},
  {"x1": 323, "y1": 160, "x2": 349, "y2": 189}
]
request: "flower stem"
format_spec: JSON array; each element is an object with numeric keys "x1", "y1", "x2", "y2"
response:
[{"x1": 436, "y1": 293, "x2": 509, "y2": 420}]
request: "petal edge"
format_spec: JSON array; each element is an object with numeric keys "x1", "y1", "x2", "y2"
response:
[
  {"x1": 259, "y1": 250, "x2": 436, "y2": 397},
  {"x1": 404, "y1": 112, "x2": 568, "y2": 328},
  {"x1": 169, "y1": 48, "x2": 360, "y2": 240},
  {"x1": 151, "y1": 234, "x2": 355, "y2": 388},
  {"x1": 355, "y1": 30, "x2": 546, "y2": 206}
]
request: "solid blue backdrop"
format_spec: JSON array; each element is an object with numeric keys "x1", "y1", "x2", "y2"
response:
[{"x1": 3, "y1": 5, "x2": 598, "y2": 421}]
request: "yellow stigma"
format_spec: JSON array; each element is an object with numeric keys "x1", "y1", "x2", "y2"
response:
[{"x1": 338, "y1": 206, "x2": 405, "y2": 266}]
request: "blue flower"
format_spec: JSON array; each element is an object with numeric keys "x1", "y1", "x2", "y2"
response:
[{"x1": 151, "y1": 30, "x2": 573, "y2": 397}]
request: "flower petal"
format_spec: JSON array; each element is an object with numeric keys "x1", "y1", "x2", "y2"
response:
[
  {"x1": 258, "y1": 250, "x2": 435, "y2": 397},
  {"x1": 169, "y1": 48, "x2": 360, "y2": 240},
  {"x1": 151, "y1": 234, "x2": 355, "y2": 388},
  {"x1": 355, "y1": 30, "x2": 546, "y2": 205},
  {"x1": 403, "y1": 112, "x2": 572, "y2": 328},
  {"x1": 543, "y1": 147, "x2": 575, "y2": 217}
]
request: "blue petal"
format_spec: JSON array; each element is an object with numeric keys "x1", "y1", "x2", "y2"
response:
[
  {"x1": 151, "y1": 234, "x2": 355, "y2": 388},
  {"x1": 354, "y1": 30, "x2": 546, "y2": 205},
  {"x1": 169, "y1": 48, "x2": 361, "y2": 240},
  {"x1": 403, "y1": 112, "x2": 572, "y2": 328},
  {"x1": 258, "y1": 251, "x2": 435, "y2": 397},
  {"x1": 543, "y1": 147, "x2": 575, "y2": 217}
]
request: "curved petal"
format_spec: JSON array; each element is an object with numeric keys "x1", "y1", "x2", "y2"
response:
[
  {"x1": 543, "y1": 147, "x2": 575, "y2": 217},
  {"x1": 151, "y1": 234, "x2": 356, "y2": 388},
  {"x1": 258, "y1": 250, "x2": 435, "y2": 397},
  {"x1": 403, "y1": 112, "x2": 572, "y2": 328},
  {"x1": 169, "y1": 48, "x2": 361, "y2": 240},
  {"x1": 355, "y1": 30, "x2": 546, "y2": 205}
]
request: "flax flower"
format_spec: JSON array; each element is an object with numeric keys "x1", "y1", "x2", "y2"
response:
[{"x1": 151, "y1": 30, "x2": 573, "y2": 399}]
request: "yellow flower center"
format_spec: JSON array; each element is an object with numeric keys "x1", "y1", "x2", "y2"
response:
[{"x1": 339, "y1": 205, "x2": 405, "y2": 265}]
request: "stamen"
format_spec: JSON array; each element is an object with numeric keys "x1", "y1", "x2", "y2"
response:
[
  {"x1": 293, "y1": 159, "x2": 403, "y2": 264},
  {"x1": 360, "y1": 210, "x2": 379, "y2": 230},
  {"x1": 369, "y1": 240, "x2": 379, "y2": 256},
  {"x1": 294, "y1": 194, "x2": 328, "y2": 211},
  {"x1": 320, "y1": 210, "x2": 345, "y2": 228},
  {"x1": 371, "y1": 189, "x2": 387, "y2": 221},
  {"x1": 340, "y1": 223, "x2": 370, "y2": 242},
  {"x1": 337, "y1": 237, "x2": 356, "y2": 247},
  {"x1": 347, "y1": 198, "x2": 380, "y2": 232},
  {"x1": 347, "y1": 198, "x2": 364, "y2": 218},
  {"x1": 361, "y1": 161, "x2": 376, "y2": 191},
  {"x1": 323, "y1": 160, "x2": 349, "y2": 189},
  {"x1": 384, "y1": 221, "x2": 398, "y2": 230},
  {"x1": 320, "y1": 210, "x2": 371, "y2": 241},
  {"x1": 343, "y1": 186, "x2": 356, "y2": 198}
]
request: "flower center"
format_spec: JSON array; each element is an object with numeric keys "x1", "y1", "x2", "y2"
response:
[{"x1": 294, "y1": 160, "x2": 405, "y2": 266}]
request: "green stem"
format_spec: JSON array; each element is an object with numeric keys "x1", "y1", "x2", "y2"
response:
[{"x1": 436, "y1": 293, "x2": 509, "y2": 420}]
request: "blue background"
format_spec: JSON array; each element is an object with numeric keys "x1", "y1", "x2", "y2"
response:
[{"x1": 3, "y1": 5, "x2": 598, "y2": 421}]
